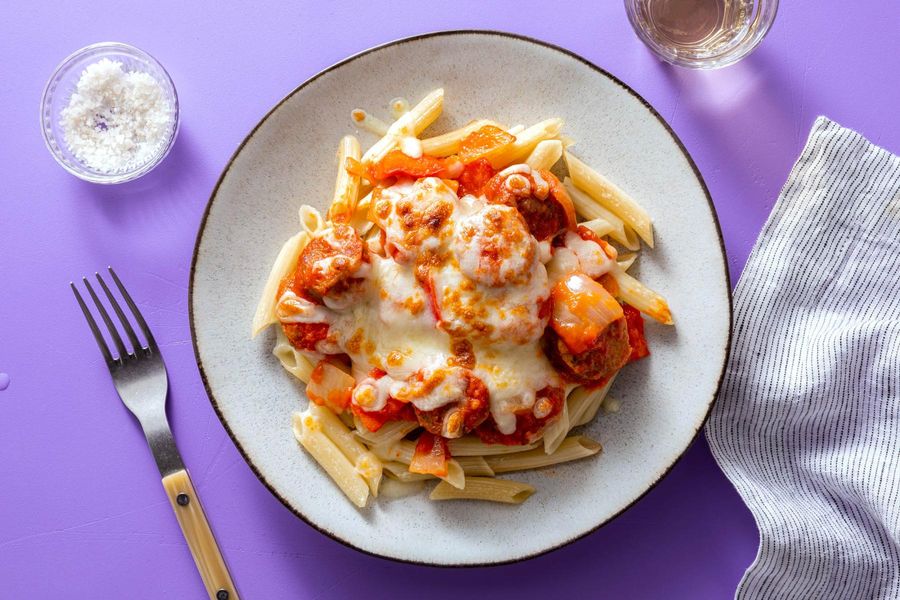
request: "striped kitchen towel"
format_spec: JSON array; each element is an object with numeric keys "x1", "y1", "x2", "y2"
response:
[{"x1": 706, "y1": 117, "x2": 900, "y2": 599}]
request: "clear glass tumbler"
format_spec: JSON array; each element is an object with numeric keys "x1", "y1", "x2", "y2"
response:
[{"x1": 624, "y1": 0, "x2": 778, "y2": 69}]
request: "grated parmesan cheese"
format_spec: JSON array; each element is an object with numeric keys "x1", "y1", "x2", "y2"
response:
[{"x1": 60, "y1": 58, "x2": 173, "y2": 173}]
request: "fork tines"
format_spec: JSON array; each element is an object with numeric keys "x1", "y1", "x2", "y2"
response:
[{"x1": 71, "y1": 267, "x2": 158, "y2": 364}]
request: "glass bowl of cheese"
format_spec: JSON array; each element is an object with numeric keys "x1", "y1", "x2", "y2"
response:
[{"x1": 40, "y1": 42, "x2": 180, "y2": 184}]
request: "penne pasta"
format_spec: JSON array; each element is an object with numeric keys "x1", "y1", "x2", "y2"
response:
[
  {"x1": 486, "y1": 436, "x2": 602, "y2": 474},
  {"x1": 298, "y1": 205, "x2": 325, "y2": 235},
  {"x1": 389, "y1": 97, "x2": 410, "y2": 119},
  {"x1": 354, "y1": 419, "x2": 419, "y2": 447},
  {"x1": 308, "y1": 404, "x2": 382, "y2": 495},
  {"x1": 327, "y1": 135, "x2": 362, "y2": 223},
  {"x1": 371, "y1": 441, "x2": 465, "y2": 489},
  {"x1": 348, "y1": 191, "x2": 374, "y2": 235},
  {"x1": 430, "y1": 477, "x2": 535, "y2": 504},
  {"x1": 383, "y1": 461, "x2": 432, "y2": 482},
  {"x1": 419, "y1": 119, "x2": 504, "y2": 157},
  {"x1": 558, "y1": 134, "x2": 577, "y2": 148},
  {"x1": 456, "y1": 456, "x2": 495, "y2": 477},
  {"x1": 542, "y1": 400, "x2": 569, "y2": 454},
  {"x1": 351, "y1": 109, "x2": 389, "y2": 136},
  {"x1": 617, "y1": 253, "x2": 638, "y2": 272},
  {"x1": 610, "y1": 267, "x2": 673, "y2": 325},
  {"x1": 564, "y1": 151, "x2": 654, "y2": 247},
  {"x1": 526, "y1": 139, "x2": 564, "y2": 171},
  {"x1": 568, "y1": 376, "x2": 616, "y2": 429},
  {"x1": 447, "y1": 437, "x2": 539, "y2": 456},
  {"x1": 578, "y1": 216, "x2": 615, "y2": 240},
  {"x1": 272, "y1": 328, "x2": 315, "y2": 383},
  {"x1": 563, "y1": 178, "x2": 630, "y2": 247},
  {"x1": 441, "y1": 460, "x2": 466, "y2": 489},
  {"x1": 383, "y1": 457, "x2": 493, "y2": 479},
  {"x1": 362, "y1": 88, "x2": 444, "y2": 165},
  {"x1": 621, "y1": 225, "x2": 642, "y2": 251},
  {"x1": 488, "y1": 118, "x2": 565, "y2": 168},
  {"x1": 292, "y1": 412, "x2": 369, "y2": 508},
  {"x1": 251, "y1": 231, "x2": 309, "y2": 337}
]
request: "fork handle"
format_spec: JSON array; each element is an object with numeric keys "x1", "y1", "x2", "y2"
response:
[{"x1": 162, "y1": 469, "x2": 239, "y2": 600}]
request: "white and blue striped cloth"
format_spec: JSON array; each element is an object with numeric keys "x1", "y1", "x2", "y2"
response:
[{"x1": 706, "y1": 117, "x2": 900, "y2": 599}]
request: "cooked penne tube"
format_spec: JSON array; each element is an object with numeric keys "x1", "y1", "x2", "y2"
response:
[
  {"x1": 430, "y1": 477, "x2": 535, "y2": 504},
  {"x1": 486, "y1": 436, "x2": 601, "y2": 474},
  {"x1": 251, "y1": 231, "x2": 310, "y2": 337},
  {"x1": 354, "y1": 419, "x2": 419, "y2": 447},
  {"x1": 578, "y1": 217, "x2": 615, "y2": 240},
  {"x1": 488, "y1": 118, "x2": 564, "y2": 168},
  {"x1": 506, "y1": 124, "x2": 526, "y2": 136},
  {"x1": 568, "y1": 377, "x2": 616, "y2": 428},
  {"x1": 327, "y1": 135, "x2": 362, "y2": 223},
  {"x1": 292, "y1": 412, "x2": 369, "y2": 508},
  {"x1": 541, "y1": 400, "x2": 569, "y2": 454},
  {"x1": 447, "y1": 437, "x2": 539, "y2": 456},
  {"x1": 558, "y1": 134, "x2": 576, "y2": 148},
  {"x1": 456, "y1": 456, "x2": 495, "y2": 477},
  {"x1": 526, "y1": 139, "x2": 563, "y2": 171},
  {"x1": 372, "y1": 441, "x2": 465, "y2": 489},
  {"x1": 441, "y1": 460, "x2": 466, "y2": 489},
  {"x1": 383, "y1": 457, "x2": 493, "y2": 479},
  {"x1": 348, "y1": 191, "x2": 374, "y2": 235},
  {"x1": 298, "y1": 205, "x2": 324, "y2": 235},
  {"x1": 371, "y1": 439, "x2": 411, "y2": 463},
  {"x1": 273, "y1": 328, "x2": 315, "y2": 383},
  {"x1": 389, "y1": 97, "x2": 410, "y2": 119},
  {"x1": 563, "y1": 178, "x2": 630, "y2": 247},
  {"x1": 621, "y1": 225, "x2": 641, "y2": 251},
  {"x1": 419, "y1": 119, "x2": 504, "y2": 157},
  {"x1": 308, "y1": 404, "x2": 382, "y2": 495},
  {"x1": 565, "y1": 151, "x2": 654, "y2": 247},
  {"x1": 610, "y1": 267, "x2": 673, "y2": 325},
  {"x1": 383, "y1": 461, "x2": 432, "y2": 482},
  {"x1": 362, "y1": 88, "x2": 444, "y2": 165},
  {"x1": 351, "y1": 109, "x2": 389, "y2": 136},
  {"x1": 617, "y1": 253, "x2": 638, "y2": 272}
]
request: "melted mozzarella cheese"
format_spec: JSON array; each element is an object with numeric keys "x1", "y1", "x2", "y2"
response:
[
  {"x1": 375, "y1": 177, "x2": 458, "y2": 263},
  {"x1": 453, "y1": 203, "x2": 538, "y2": 287},
  {"x1": 313, "y1": 177, "x2": 562, "y2": 427},
  {"x1": 352, "y1": 375, "x2": 394, "y2": 412},
  {"x1": 276, "y1": 291, "x2": 334, "y2": 323},
  {"x1": 400, "y1": 136, "x2": 423, "y2": 158},
  {"x1": 474, "y1": 343, "x2": 561, "y2": 435},
  {"x1": 331, "y1": 255, "x2": 449, "y2": 382},
  {"x1": 547, "y1": 230, "x2": 617, "y2": 284},
  {"x1": 390, "y1": 363, "x2": 469, "y2": 411},
  {"x1": 438, "y1": 197, "x2": 550, "y2": 345}
]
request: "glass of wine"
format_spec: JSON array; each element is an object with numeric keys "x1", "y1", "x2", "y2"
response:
[{"x1": 624, "y1": 0, "x2": 778, "y2": 69}]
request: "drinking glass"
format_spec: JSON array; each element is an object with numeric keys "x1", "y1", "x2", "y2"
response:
[{"x1": 624, "y1": 0, "x2": 778, "y2": 69}]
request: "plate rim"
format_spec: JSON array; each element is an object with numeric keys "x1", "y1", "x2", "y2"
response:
[{"x1": 188, "y1": 28, "x2": 734, "y2": 568}]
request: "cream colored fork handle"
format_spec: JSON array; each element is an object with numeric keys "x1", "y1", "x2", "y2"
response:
[{"x1": 162, "y1": 469, "x2": 239, "y2": 600}]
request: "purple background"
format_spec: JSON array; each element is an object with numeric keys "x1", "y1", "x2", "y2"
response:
[{"x1": 2, "y1": 2, "x2": 898, "y2": 598}]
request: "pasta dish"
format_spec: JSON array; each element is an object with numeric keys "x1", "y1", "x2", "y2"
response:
[{"x1": 252, "y1": 89, "x2": 672, "y2": 506}]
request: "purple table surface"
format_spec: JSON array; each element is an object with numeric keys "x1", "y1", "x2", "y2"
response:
[{"x1": 2, "y1": 2, "x2": 898, "y2": 598}]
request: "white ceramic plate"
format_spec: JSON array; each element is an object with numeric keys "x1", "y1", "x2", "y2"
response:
[{"x1": 190, "y1": 31, "x2": 731, "y2": 566}]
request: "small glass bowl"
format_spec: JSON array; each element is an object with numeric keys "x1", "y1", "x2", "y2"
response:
[{"x1": 40, "y1": 42, "x2": 180, "y2": 184}]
